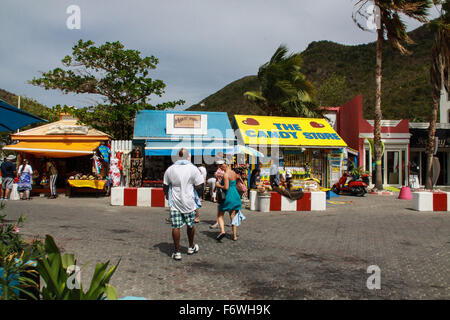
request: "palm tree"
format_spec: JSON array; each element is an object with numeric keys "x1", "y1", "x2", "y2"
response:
[
  {"x1": 425, "y1": 0, "x2": 449, "y2": 189},
  {"x1": 353, "y1": 0, "x2": 431, "y2": 191},
  {"x1": 244, "y1": 45, "x2": 319, "y2": 117}
]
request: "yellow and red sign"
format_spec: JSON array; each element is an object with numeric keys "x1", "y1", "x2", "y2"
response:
[{"x1": 234, "y1": 115, "x2": 347, "y2": 147}]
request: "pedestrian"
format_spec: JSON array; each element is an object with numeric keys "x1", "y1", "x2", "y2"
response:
[
  {"x1": 233, "y1": 166, "x2": 247, "y2": 198},
  {"x1": 198, "y1": 164, "x2": 207, "y2": 200},
  {"x1": 215, "y1": 158, "x2": 242, "y2": 241},
  {"x1": 209, "y1": 159, "x2": 225, "y2": 229},
  {"x1": 249, "y1": 167, "x2": 261, "y2": 189},
  {"x1": 17, "y1": 159, "x2": 33, "y2": 200},
  {"x1": 206, "y1": 168, "x2": 217, "y2": 202},
  {"x1": 0, "y1": 155, "x2": 17, "y2": 200},
  {"x1": 269, "y1": 158, "x2": 281, "y2": 188},
  {"x1": 46, "y1": 159, "x2": 58, "y2": 199},
  {"x1": 163, "y1": 148, "x2": 205, "y2": 261}
]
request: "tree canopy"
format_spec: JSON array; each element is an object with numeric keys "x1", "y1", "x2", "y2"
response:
[
  {"x1": 30, "y1": 40, "x2": 184, "y2": 139},
  {"x1": 244, "y1": 45, "x2": 320, "y2": 117}
]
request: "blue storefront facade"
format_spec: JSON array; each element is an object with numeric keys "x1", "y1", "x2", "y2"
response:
[{"x1": 133, "y1": 110, "x2": 236, "y2": 186}]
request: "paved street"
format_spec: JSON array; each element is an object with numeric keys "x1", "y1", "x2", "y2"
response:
[{"x1": 2, "y1": 194, "x2": 449, "y2": 300}]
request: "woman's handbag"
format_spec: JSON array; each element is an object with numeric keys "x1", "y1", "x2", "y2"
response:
[
  {"x1": 236, "y1": 176, "x2": 247, "y2": 194},
  {"x1": 216, "y1": 187, "x2": 226, "y2": 204}
]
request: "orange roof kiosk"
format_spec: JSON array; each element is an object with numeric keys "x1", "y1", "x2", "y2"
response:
[{"x1": 4, "y1": 114, "x2": 111, "y2": 196}]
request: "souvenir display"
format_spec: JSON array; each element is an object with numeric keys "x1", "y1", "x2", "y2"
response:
[{"x1": 129, "y1": 147, "x2": 144, "y2": 187}]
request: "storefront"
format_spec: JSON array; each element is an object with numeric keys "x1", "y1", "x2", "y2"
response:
[
  {"x1": 409, "y1": 123, "x2": 450, "y2": 186},
  {"x1": 324, "y1": 95, "x2": 411, "y2": 187},
  {"x1": 232, "y1": 115, "x2": 348, "y2": 189},
  {"x1": 3, "y1": 114, "x2": 111, "y2": 195},
  {"x1": 132, "y1": 110, "x2": 236, "y2": 187}
]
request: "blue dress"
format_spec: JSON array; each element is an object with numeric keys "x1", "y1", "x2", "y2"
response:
[{"x1": 219, "y1": 180, "x2": 242, "y2": 212}]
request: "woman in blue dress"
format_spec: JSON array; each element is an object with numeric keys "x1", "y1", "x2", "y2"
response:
[
  {"x1": 215, "y1": 159, "x2": 242, "y2": 241},
  {"x1": 17, "y1": 159, "x2": 33, "y2": 200}
]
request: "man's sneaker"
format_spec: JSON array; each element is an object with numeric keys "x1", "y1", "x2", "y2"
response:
[
  {"x1": 187, "y1": 244, "x2": 199, "y2": 255},
  {"x1": 171, "y1": 252, "x2": 182, "y2": 261}
]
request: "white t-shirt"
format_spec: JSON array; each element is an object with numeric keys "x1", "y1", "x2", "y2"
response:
[
  {"x1": 164, "y1": 162, "x2": 204, "y2": 213},
  {"x1": 199, "y1": 166, "x2": 207, "y2": 182},
  {"x1": 18, "y1": 164, "x2": 33, "y2": 175}
]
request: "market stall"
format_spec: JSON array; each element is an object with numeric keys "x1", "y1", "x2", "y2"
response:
[
  {"x1": 233, "y1": 115, "x2": 348, "y2": 192},
  {"x1": 3, "y1": 114, "x2": 111, "y2": 197},
  {"x1": 111, "y1": 110, "x2": 236, "y2": 207}
]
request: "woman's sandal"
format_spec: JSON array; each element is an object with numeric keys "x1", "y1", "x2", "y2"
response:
[{"x1": 216, "y1": 233, "x2": 226, "y2": 241}]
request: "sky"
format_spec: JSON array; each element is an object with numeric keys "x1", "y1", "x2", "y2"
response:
[{"x1": 0, "y1": 0, "x2": 436, "y2": 111}]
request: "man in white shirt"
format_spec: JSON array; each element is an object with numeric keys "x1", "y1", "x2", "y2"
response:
[{"x1": 163, "y1": 149, "x2": 205, "y2": 261}]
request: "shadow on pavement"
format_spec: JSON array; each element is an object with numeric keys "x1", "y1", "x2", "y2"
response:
[{"x1": 153, "y1": 242, "x2": 188, "y2": 256}]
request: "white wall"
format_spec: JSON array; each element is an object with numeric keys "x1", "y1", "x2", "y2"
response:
[{"x1": 439, "y1": 86, "x2": 450, "y2": 123}]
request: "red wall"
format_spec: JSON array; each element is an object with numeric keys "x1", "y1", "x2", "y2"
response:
[{"x1": 336, "y1": 95, "x2": 362, "y2": 152}]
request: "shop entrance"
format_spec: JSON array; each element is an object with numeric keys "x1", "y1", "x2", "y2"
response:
[{"x1": 364, "y1": 145, "x2": 408, "y2": 187}]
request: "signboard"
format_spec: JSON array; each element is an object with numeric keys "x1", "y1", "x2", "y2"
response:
[
  {"x1": 173, "y1": 115, "x2": 201, "y2": 129},
  {"x1": 410, "y1": 129, "x2": 450, "y2": 148},
  {"x1": 166, "y1": 114, "x2": 207, "y2": 135},
  {"x1": 234, "y1": 115, "x2": 347, "y2": 147},
  {"x1": 45, "y1": 124, "x2": 89, "y2": 135}
]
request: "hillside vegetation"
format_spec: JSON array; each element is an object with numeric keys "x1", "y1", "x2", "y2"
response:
[
  {"x1": 189, "y1": 23, "x2": 434, "y2": 122},
  {"x1": 0, "y1": 88, "x2": 56, "y2": 122}
]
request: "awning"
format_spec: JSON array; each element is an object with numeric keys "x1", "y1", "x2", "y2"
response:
[
  {"x1": 145, "y1": 140, "x2": 233, "y2": 156},
  {"x1": 234, "y1": 115, "x2": 347, "y2": 148},
  {"x1": 3, "y1": 141, "x2": 101, "y2": 158}
]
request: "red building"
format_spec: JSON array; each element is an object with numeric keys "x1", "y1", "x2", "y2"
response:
[{"x1": 324, "y1": 95, "x2": 411, "y2": 187}]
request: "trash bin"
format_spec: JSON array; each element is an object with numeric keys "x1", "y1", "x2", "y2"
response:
[{"x1": 258, "y1": 193, "x2": 271, "y2": 212}]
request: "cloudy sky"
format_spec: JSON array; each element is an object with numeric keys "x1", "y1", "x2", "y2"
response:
[{"x1": 0, "y1": 0, "x2": 433, "y2": 110}]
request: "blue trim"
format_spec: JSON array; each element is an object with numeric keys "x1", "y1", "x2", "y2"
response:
[{"x1": 145, "y1": 148, "x2": 232, "y2": 156}]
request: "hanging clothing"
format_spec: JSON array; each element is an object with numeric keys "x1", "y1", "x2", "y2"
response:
[
  {"x1": 92, "y1": 155, "x2": 102, "y2": 175},
  {"x1": 109, "y1": 158, "x2": 121, "y2": 187},
  {"x1": 115, "y1": 152, "x2": 123, "y2": 171},
  {"x1": 98, "y1": 144, "x2": 110, "y2": 163}
]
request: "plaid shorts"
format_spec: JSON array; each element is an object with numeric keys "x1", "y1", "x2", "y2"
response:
[
  {"x1": 170, "y1": 209, "x2": 196, "y2": 229},
  {"x1": 2, "y1": 177, "x2": 14, "y2": 190}
]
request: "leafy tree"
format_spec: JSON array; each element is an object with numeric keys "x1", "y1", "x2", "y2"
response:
[
  {"x1": 29, "y1": 40, "x2": 184, "y2": 139},
  {"x1": 425, "y1": 0, "x2": 449, "y2": 189},
  {"x1": 244, "y1": 45, "x2": 319, "y2": 117},
  {"x1": 315, "y1": 73, "x2": 348, "y2": 107},
  {"x1": 353, "y1": 0, "x2": 431, "y2": 190}
]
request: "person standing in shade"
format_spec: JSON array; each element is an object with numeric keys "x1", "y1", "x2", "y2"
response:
[
  {"x1": 163, "y1": 149, "x2": 205, "y2": 261},
  {"x1": 17, "y1": 159, "x2": 33, "y2": 200},
  {"x1": 46, "y1": 159, "x2": 58, "y2": 199},
  {"x1": 215, "y1": 158, "x2": 242, "y2": 241},
  {"x1": 1, "y1": 155, "x2": 17, "y2": 200},
  {"x1": 249, "y1": 167, "x2": 261, "y2": 189}
]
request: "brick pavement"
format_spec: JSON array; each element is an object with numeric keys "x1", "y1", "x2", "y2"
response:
[{"x1": 2, "y1": 194, "x2": 449, "y2": 300}]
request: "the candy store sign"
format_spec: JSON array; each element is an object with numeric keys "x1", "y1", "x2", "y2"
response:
[{"x1": 235, "y1": 115, "x2": 347, "y2": 147}]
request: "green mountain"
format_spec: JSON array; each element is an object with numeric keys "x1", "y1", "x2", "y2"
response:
[{"x1": 188, "y1": 23, "x2": 434, "y2": 122}]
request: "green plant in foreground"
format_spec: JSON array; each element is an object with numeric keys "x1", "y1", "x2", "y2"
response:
[
  {"x1": 0, "y1": 245, "x2": 39, "y2": 300},
  {"x1": 37, "y1": 235, "x2": 120, "y2": 300}
]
